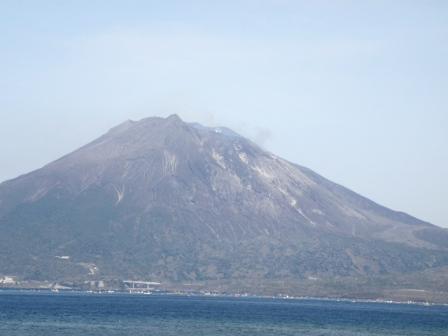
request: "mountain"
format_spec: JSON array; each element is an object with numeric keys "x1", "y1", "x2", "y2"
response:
[{"x1": 0, "y1": 115, "x2": 447, "y2": 300}]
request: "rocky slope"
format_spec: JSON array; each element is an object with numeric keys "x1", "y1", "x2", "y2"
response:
[{"x1": 0, "y1": 114, "x2": 447, "y2": 285}]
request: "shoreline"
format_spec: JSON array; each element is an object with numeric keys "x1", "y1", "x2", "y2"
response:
[{"x1": 1, "y1": 287, "x2": 446, "y2": 307}]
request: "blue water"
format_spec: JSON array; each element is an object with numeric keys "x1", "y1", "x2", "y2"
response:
[{"x1": 0, "y1": 291, "x2": 447, "y2": 335}]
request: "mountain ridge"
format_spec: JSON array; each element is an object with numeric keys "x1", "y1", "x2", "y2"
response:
[{"x1": 0, "y1": 115, "x2": 447, "y2": 294}]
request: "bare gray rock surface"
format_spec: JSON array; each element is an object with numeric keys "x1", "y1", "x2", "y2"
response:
[{"x1": 0, "y1": 114, "x2": 447, "y2": 284}]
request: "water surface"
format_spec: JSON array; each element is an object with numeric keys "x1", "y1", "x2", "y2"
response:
[{"x1": 0, "y1": 291, "x2": 446, "y2": 335}]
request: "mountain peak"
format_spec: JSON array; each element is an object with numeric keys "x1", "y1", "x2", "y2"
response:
[
  {"x1": 0, "y1": 115, "x2": 447, "y2": 294},
  {"x1": 129, "y1": 114, "x2": 183, "y2": 124},
  {"x1": 108, "y1": 119, "x2": 135, "y2": 135}
]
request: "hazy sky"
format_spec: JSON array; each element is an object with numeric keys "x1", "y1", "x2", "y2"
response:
[{"x1": 1, "y1": 1, "x2": 447, "y2": 227}]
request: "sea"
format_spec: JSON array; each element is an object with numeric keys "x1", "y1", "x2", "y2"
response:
[{"x1": 0, "y1": 291, "x2": 447, "y2": 335}]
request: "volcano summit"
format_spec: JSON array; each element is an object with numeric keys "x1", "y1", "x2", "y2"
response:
[{"x1": 0, "y1": 115, "x2": 447, "y2": 300}]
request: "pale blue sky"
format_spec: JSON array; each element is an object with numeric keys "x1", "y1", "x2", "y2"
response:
[{"x1": 0, "y1": 1, "x2": 447, "y2": 227}]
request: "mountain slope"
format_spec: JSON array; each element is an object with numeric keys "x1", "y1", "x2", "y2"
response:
[{"x1": 0, "y1": 114, "x2": 447, "y2": 284}]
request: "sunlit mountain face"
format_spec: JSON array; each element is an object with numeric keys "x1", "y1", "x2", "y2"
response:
[{"x1": 0, "y1": 115, "x2": 447, "y2": 288}]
